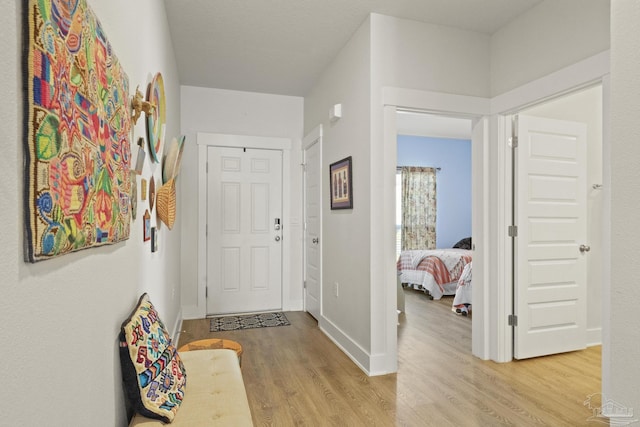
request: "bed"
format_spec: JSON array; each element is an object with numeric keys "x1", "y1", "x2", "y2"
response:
[
  {"x1": 452, "y1": 261, "x2": 472, "y2": 315},
  {"x1": 397, "y1": 247, "x2": 472, "y2": 300}
]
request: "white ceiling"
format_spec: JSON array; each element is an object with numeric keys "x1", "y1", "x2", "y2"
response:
[{"x1": 164, "y1": 0, "x2": 543, "y2": 97}]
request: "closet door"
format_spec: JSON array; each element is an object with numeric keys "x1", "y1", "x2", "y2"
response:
[{"x1": 514, "y1": 115, "x2": 587, "y2": 359}]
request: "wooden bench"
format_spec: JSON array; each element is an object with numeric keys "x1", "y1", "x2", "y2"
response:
[{"x1": 129, "y1": 349, "x2": 253, "y2": 426}]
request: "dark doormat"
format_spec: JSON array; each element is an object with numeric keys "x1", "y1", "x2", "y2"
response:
[{"x1": 209, "y1": 312, "x2": 290, "y2": 332}]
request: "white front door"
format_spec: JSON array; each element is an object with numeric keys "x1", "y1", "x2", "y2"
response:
[
  {"x1": 514, "y1": 114, "x2": 588, "y2": 359},
  {"x1": 303, "y1": 129, "x2": 322, "y2": 320},
  {"x1": 206, "y1": 146, "x2": 283, "y2": 315}
]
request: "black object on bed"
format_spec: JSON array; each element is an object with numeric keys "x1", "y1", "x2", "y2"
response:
[{"x1": 452, "y1": 237, "x2": 472, "y2": 250}]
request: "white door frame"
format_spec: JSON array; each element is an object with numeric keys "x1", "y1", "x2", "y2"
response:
[
  {"x1": 302, "y1": 125, "x2": 323, "y2": 318},
  {"x1": 196, "y1": 132, "x2": 292, "y2": 318},
  {"x1": 382, "y1": 50, "x2": 610, "y2": 363},
  {"x1": 382, "y1": 89, "x2": 491, "y2": 361}
]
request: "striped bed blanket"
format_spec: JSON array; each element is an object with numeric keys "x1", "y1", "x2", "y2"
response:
[{"x1": 397, "y1": 249, "x2": 472, "y2": 299}]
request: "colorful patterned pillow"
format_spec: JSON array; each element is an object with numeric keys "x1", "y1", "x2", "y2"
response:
[{"x1": 119, "y1": 293, "x2": 187, "y2": 423}]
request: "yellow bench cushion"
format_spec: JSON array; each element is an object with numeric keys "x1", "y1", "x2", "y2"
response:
[{"x1": 130, "y1": 349, "x2": 253, "y2": 426}]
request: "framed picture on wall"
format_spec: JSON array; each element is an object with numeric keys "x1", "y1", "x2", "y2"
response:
[
  {"x1": 143, "y1": 210, "x2": 151, "y2": 242},
  {"x1": 151, "y1": 227, "x2": 158, "y2": 252},
  {"x1": 330, "y1": 156, "x2": 353, "y2": 210}
]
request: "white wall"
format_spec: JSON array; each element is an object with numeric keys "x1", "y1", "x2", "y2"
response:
[
  {"x1": 607, "y1": 0, "x2": 640, "y2": 416},
  {"x1": 491, "y1": 0, "x2": 610, "y2": 97},
  {"x1": 0, "y1": 1, "x2": 181, "y2": 425},
  {"x1": 524, "y1": 86, "x2": 603, "y2": 345},
  {"x1": 179, "y1": 86, "x2": 304, "y2": 317},
  {"x1": 304, "y1": 17, "x2": 374, "y2": 369},
  {"x1": 373, "y1": 13, "x2": 491, "y2": 98}
]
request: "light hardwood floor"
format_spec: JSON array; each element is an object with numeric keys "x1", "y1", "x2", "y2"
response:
[{"x1": 179, "y1": 288, "x2": 603, "y2": 426}]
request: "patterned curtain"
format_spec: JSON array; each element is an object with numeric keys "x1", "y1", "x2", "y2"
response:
[{"x1": 401, "y1": 167, "x2": 437, "y2": 250}]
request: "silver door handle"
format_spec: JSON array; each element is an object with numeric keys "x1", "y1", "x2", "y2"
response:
[
  {"x1": 579, "y1": 244, "x2": 591, "y2": 253},
  {"x1": 275, "y1": 236, "x2": 281, "y2": 242}
]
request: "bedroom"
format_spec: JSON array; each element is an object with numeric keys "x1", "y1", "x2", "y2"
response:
[{"x1": 395, "y1": 112, "x2": 474, "y2": 317}]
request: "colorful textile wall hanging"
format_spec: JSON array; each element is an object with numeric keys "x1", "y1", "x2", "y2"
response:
[{"x1": 24, "y1": 0, "x2": 132, "y2": 262}]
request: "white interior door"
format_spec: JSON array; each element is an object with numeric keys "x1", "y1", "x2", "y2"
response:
[
  {"x1": 303, "y1": 130, "x2": 321, "y2": 320},
  {"x1": 514, "y1": 114, "x2": 588, "y2": 359},
  {"x1": 206, "y1": 146, "x2": 283, "y2": 315}
]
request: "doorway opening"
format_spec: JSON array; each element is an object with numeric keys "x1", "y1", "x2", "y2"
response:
[{"x1": 395, "y1": 111, "x2": 474, "y2": 352}]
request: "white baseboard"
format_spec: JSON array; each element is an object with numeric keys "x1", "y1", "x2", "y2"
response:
[
  {"x1": 284, "y1": 298, "x2": 304, "y2": 312},
  {"x1": 587, "y1": 327, "x2": 602, "y2": 347},
  {"x1": 319, "y1": 316, "x2": 371, "y2": 375},
  {"x1": 181, "y1": 304, "x2": 204, "y2": 320}
]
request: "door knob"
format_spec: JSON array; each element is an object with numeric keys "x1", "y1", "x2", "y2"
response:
[
  {"x1": 275, "y1": 236, "x2": 281, "y2": 242},
  {"x1": 312, "y1": 238, "x2": 319, "y2": 244},
  {"x1": 579, "y1": 244, "x2": 591, "y2": 253}
]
